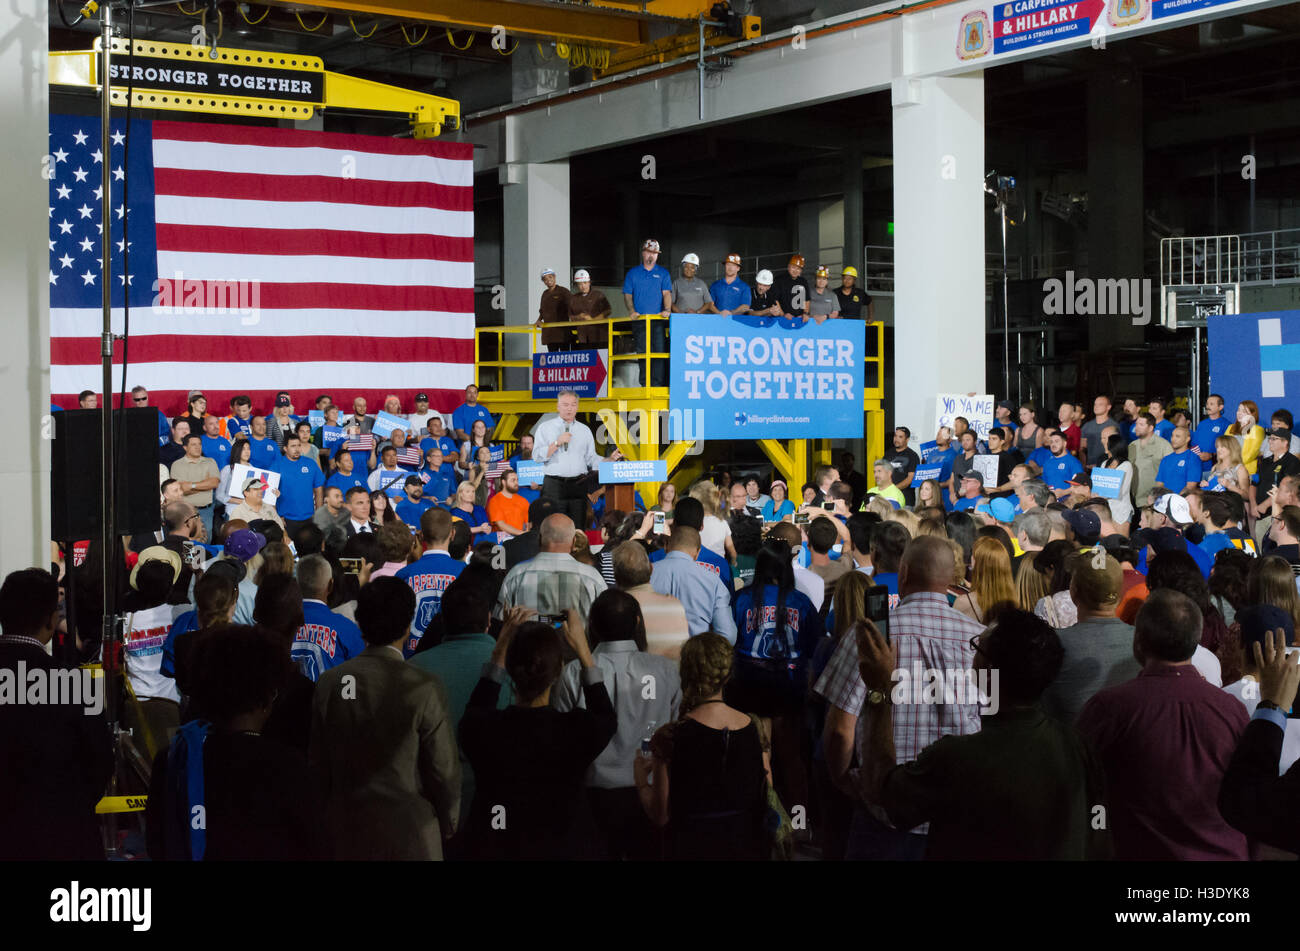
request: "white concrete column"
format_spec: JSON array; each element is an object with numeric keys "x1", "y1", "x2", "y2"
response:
[
  {"x1": 1, "y1": 0, "x2": 50, "y2": 574},
  {"x1": 891, "y1": 73, "x2": 987, "y2": 437},
  {"x1": 501, "y1": 159, "x2": 570, "y2": 389}
]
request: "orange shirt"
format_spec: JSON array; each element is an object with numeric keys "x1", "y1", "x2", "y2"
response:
[{"x1": 487, "y1": 491, "x2": 529, "y2": 532}]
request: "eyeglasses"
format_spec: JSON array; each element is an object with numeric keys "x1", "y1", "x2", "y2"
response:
[
  {"x1": 133, "y1": 397, "x2": 147, "y2": 403},
  {"x1": 969, "y1": 634, "x2": 987, "y2": 657}
]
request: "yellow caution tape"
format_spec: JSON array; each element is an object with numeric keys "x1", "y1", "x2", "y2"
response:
[{"x1": 95, "y1": 795, "x2": 148, "y2": 814}]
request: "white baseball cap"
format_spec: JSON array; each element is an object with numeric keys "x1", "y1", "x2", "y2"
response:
[
  {"x1": 539, "y1": 267, "x2": 555, "y2": 279},
  {"x1": 573, "y1": 269, "x2": 591, "y2": 282},
  {"x1": 1154, "y1": 492, "x2": 1192, "y2": 525},
  {"x1": 756, "y1": 269, "x2": 774, "y2": 285},
  {"x1": 682, "y1": 252, "x2": 700, "y2": 266}
]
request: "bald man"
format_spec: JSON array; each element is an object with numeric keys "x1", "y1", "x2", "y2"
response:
[
  {"x1": 814, "y1": 535, "x2": 988, "y2": 860},
  {"x1": 494, "y1": 513, "x2": 606, "y2": 620}
]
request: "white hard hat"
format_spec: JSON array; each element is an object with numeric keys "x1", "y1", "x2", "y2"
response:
[
  {"x1": 574, "y1": 269, "x2": 591, "y2": 282},
  {"x1": 539, "y1": 267, "x2": 555, "y2": 279},
  {"x1": 682, "y1": 253, "x2": 700, "y2": 266},
  {"x1": 756, "y1": 269, "x2": 774, "y2": 285}
]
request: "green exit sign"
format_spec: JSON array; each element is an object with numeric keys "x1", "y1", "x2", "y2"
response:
[{"x1": 886, "y1": 221, "x2": 894, "y2": 236}]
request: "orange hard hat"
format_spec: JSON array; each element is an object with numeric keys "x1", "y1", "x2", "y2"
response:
[{"x1": 788, "y1": 254, "x2": 805, "y2": 268}]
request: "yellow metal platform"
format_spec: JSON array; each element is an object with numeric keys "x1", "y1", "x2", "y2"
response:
[{"x1": 476, "y1": 315, "x2": 885, "y2": 504}]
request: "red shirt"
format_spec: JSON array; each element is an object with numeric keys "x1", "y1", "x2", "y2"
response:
[
  {"x1": 1077, "y1": 664, "x2": 1249, "y2": 860},
  {"x1": 1058, "y1": 422, "x2": 1081, "y2": 452}
]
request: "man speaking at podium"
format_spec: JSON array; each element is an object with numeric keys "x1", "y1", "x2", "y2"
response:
[{"x1": 533, "y1": 390, "x2": 622, "y2": 527}]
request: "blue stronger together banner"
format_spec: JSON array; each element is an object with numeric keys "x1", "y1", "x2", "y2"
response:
[{"x1": 669, "y1": 315, "x2": 865, "y2": 440}]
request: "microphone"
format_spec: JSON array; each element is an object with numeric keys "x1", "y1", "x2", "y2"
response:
[{"x1": 562, "y1": 422, "x2": 570, "y2": 452}]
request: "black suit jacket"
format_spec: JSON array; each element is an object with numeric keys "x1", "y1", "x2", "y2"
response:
[
  {"x1": 0, "y1": 641, "x2": 114, "y2": 860},
  {"x1": 503, "y1": 530, "x2": 540, "y2": 569},
  {"x1": 344, "y1": 520, "x2": 380, "y2": 540},
  {"x1": 1219, "y1": 716, "x2": 1300, "y2": 852}
]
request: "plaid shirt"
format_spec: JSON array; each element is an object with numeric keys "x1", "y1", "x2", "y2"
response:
[
  {"x1": 815, "y1": 591, "x2": 985, "y2": 763},
  {"x1": 494, "y1": 552, "x2": 607, "y2": 620}
]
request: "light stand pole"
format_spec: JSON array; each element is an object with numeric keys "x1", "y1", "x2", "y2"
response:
[{"x1": 984, "y1": 172, "x2": 1016, "y2": 403}]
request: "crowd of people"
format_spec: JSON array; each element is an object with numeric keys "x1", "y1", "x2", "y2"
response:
[{"x1": 11, "y1": 382, "x2": 1300, "y2": 862}]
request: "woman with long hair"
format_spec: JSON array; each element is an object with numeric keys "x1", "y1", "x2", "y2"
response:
[
  {"x1": 369, "y1": 489, "x2": 400, "y2": 526},
  {"x1": 653, "y1": 482, "x2": 676, "y2": 519},
  {"x1": 954, "y1": 536, "x2": 1017, "y2": 624},
  {"x1": 690, "y1": 480, "x2": 737, "y2": 563},
  {"x1": 1203, "y1": 436, "x2": 1250, "y2": 502},
  {"x1": 634, "y1": 632, "x2": 769, "y2": 861},
  {"x1": 217, "y1": 437, "x2": 254, "y2": 509},
  {"x1": 1099, "y1": 433, "x2": 1136, "y2": 530},
  {"x1": 1208, "y1": 547, "x2": 1253, "y2": 629},
  {"x1": 294, "y1": 420, "x2": 321, "y2": 470},
  {"x1": 1032, "y1": 540, "x2": 1079, "y2": 629},
  {"x1": 1016, "y1": 551, "x2": 1052, "y2": 614},
  {"x1": 459, "y1": 418, "x2": 491, "y2": 472},
  {"x1": 729, "y1": 540, "x2": 823, "y2": 819},
  {"x1": 1015, "y1": 403, "x2": 1043, "y2": 454},
  {"x1": 1226, "y1": 399, "x2": 1265, "y2": 479},
  {"x1": 449, "y1": 481, "x2": 492, "y2": 537},
  {"x1": 914, "y1": 478, "x2": 945, "y2": 512},
  {"x1": 1218, "y1": 555, "x2": 1300, "y2": 685},
  {"x1": 762, "y1": 480, "x2": 795, "y2": 522}
]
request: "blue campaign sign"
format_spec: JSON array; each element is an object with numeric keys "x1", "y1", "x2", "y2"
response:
[
  {"x1": 1091, "y1": 468, "x2": 1125, "y2": 500},
  {"x1": 371, "y1": 411, "x2": 408, "y2": 439},
  {"x1": 915, "y1": 464, "x2": 943, "y2": 483},
  {"x1": 1153, "y1": 0, "x2": 1233, "y2": 17},
  {"x1": 1207, "y1": 310, "x2": 1300, "y2": 415},
  {"x1": 515, "y1": 460, "x2": 545, "y2": 484},
  {"x1": 308, "y1": 410, "x2": 325, "y2": 432},
  {"x1": 993, "y1": 0, "x2": 1104, "y2": 53},
  {"x1": 532, "y1": 349, "x2": 608, "y2": 399},
  {"x1": 919, "y1": 440, "x2": 940, "y2": 462},
  {"x1": 321, "y1": 425, "x2": 346, "y2": 449},
  {"x1": 599, "y1": 459, "x2": 668, "y2": 484},
  {"x1": 670, "y1": 315, "x2": 865, "y2": 440}
]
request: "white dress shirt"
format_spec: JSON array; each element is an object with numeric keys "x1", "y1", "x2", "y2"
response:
[
  {"x1": 349, "y1": 518, "x2": 373, "y2": 534},
  {"x1": 533, "y1": 414, "x2": 601, "y2": 478}
]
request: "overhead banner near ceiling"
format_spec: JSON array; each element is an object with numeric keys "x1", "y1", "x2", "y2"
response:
[
  {"x1": 1208, "y1": 311, "x2": 1300, "y2": 412},
  {"x1": 669, "y1": 315, "x2": 865, "y2": 440},
  {"x1": 992, "y1": 0, "x2": 1106, "y2": 53}
]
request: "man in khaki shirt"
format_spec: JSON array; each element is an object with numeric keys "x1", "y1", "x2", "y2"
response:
[
  {"x1": 612, "y1": 540, "x2": 689, "y2": 661},
  {"x1": 171, "y1": 434, "x2": 220, "y2": 538},
  {"x1": 1127, "y1": 412, "x2": 1173, "y2": 510},
  {"x1": 226, "y1": 477, "x2": 285, "y2": 530}
]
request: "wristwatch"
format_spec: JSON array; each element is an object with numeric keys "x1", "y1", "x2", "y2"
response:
[
  {"x1": 865, "y1": 688, "x2": 892, "y2": 707},
  {"x1": 1258, "y1": 699, "x2": 1284, "y2": 712}
]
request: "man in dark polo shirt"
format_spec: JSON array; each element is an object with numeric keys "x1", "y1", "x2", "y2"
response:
[
  {"x1": 1076, "y1": 589, "x2": 1249, "y2": 860},
  {"x1": 771, "y1": 254, "x2": 810, "y2": 319},
  {"x1": 567, "y1": 268, "x2": 611, "y2": 348},
  {"x1": 1256, "y1": 427, "x2": 1300, "y2": 521},
  {"x1": 536, "y1": 267, "x2": 572, "y2": 352},
  {"x1": 834, "y1": 266, "x2": 873, "y2": 321},
  {"x1": 854, "y1": 608, "x2": 1109, "y2": 860},
  {"x1": 885, "y1": 427, "x2": 920, "y2": 506}
]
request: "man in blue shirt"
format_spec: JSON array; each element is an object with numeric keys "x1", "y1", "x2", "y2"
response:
[
  {"x1": 223, "y1": 394, "x2": 254, "y2": 441},
  {"x1": 1028, "y1": 427, "x2": 1057, "y2": 473},
  {"x1": 292, "y1": 554, "x2": 366, "y2": 681},
  {"x1": 709, "y1": 252, "x2": 752, "y2": 316},
  {"x1": 248, "y1": 414, "x2": 281, "y2": 470},
  {"x1": 647, "y1": 497, "x2": 733, "y2": 591},
  {"x1": 1040, "y1": 430, "x2": 1084, "y2": 499},
  {"x1": 451, "y1": 384, "x2": 495, "y2": 444},
  {"x1": 396, "y1": 508, "x2": 465, "y2": 656},
  {"x1": 952, "y1": 472, "x2": 985, "y2": 512},
  {"x1": 621, "y1": 238, "x2": 673, "y2": 387},
  {"x1": 396, "y1": 476, "x2": 437, "y2": 529},
  {"x1": 325, "y1": 445, "x2": 368, "y2": 496},
  {"x1": 199, "y1": 415, "x2": 232, "y2": 472},
  {"x1": 1155, "y1": 426, "x2": 1199, "y2": 494},
  {"x1": 420, "y1": 416, "x2": 460, "y2": 460},
  {"x1": 274, "y1": 434, "x2": 325, "y2": 534},
  {"x1": 1191, "y1": 393, "x2": 1228, "y2": 475},
  {"x1": 649, "y1": 527, "x2": 737, "y2": 641},
  {"x1": 1148, "y1": 397, "x2": 1176, "y2": 441}
]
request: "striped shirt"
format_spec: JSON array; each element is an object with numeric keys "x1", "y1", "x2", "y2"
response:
[{"x1": 494, "y1": 551, "x2": 607, "y2": 620}]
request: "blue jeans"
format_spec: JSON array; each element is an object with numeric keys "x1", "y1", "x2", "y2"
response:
[
  {"x1": 844, "y1": 806, "x2": 927, "y2": 861},
  {"x1": 195, "y1": 502, "x2": 214, "y2": 541}
]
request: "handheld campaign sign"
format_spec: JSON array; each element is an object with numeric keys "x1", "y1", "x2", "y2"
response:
[
  {"x1": 669, "y1": 316, "x2": 865, "y2": 439},
  {"x1": 1090, "y1": 468, "x2": 1125, "y2": 500},
  {"x1": 972, "y1": 454, "x2": 1000, "y2": 489},
  {"x1": 321, "y1": 426, "x2": 346, "y2": 450},
  {"x1": 935, "y1": 393, "x2": 995, "y2": 440},
  {"x1": 919, "y1": 440, "x2": 940, "y2": 462},
  {"x1": 598, "y1": 459, "x2": 668, "y2": 483},
  {"x1": 308, "y1": 410, "x2": 325, "y2": 432},
  {"x1": 371, "y1": 411, "x2": 408, "y2": 439},
  {"x1": 226, "y1": 463, "x2": 281, "y2": 507},
  {"x1": 914, "y1": 464, "x2": 944, "y2": 483},
  {"x1": 515, "y1": 460, "x2": 545, "y2": 485}
]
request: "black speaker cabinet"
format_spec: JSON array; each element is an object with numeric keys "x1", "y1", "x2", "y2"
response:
[{"x1": 52, "y1": 408, "x2": 161, "y2": 541}]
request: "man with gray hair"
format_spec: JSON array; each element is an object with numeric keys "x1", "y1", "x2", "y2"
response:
[
  {"x1": 613, "y1": 541, "x2": 689, "y2": 659},
  {"x1": 532, "y1": 391, "x2": 622, "y2": 528},
  {"x1": 1013, "y1": 509, "x2": 1051, "y2": 577},
  {"x1": 291, "y1": 554, "x2": 365, "y2": 681},
  {"x1": 1015, "y1": 479, "x2": 1054, "y2": 513},
  {"x1": 495, "y1": 513, "x2": 606, "y2": 620}
]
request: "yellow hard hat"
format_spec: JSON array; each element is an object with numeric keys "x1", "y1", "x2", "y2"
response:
[{"x1": 842, "y1": 266, "x2": 859, "y2": 278}]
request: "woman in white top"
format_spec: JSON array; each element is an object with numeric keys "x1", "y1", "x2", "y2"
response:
[
  {"x1": 1098, "y1": 431, "x2": 1135, "y2": 529},
  {"x1": 216, "y1": 437, "x2": 253, "y2": 509},
  {"x1": 689, "y1": 481, "x2": 737, "y2": 562}
]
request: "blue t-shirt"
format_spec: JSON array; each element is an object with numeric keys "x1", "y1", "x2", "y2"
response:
[
  {"x1": 649, "y1": 545, "x2": 733, "y2": 592},
  {"x1": 449, "y1": 504, "x2": 490, "y2": 531},
  {"x1": 871, "y1": 572, "x2": 901, "y2": 610},
  {"x1": 396, "y1": 497, "x2": 436, "y2": 529},
  {"x1": 292, "y1": 601, "x2": 365, "y2": 681},
  {"x1": 732, "y1": 585, "x2": 822, "y2": 668},
  {"x1": 709, "y1": 277, "x2": 752, "y2": 313},
  {"x1": 396, "y1": 551, "x2": 466, "y2": 656},
  {"x1": 451, "y1": 403, "x2": 495, "y2": 439},
  {"x1": 248, "y1": 435, "x2": 280, "y2": 470},
  {"x1": 418, "y1": 470, "x2": 456, "y2": 504},
  {"x1": 1154, "y1": 419, "x2": 1175, "y2": 441},
  {"x1": 421, "y1": 435, "x2": 460, "y2": 459},
  {"x1": 952, "y1": 496, "x2": 981, "y2": 512},
  {"x1": 1192, "y1": 417, "x2": 1229, "y2": 473},
  {"x1": 1028, "y1": 446, "x2": 1054, "y2": 472},
  {"x1": 1040, "y1": 452, "x2": 1084, "y2": 490},
  {"x1": 928, "y1": 446, "x2": 960, "y2": 483},
  {"x1": 224, "y1": 415, "x2": 252, "y2": 440},
  {"x1": 1156, "y1": 450, "x2": 1199, "y2": 492},
  {"x1": 160, "y1": 610, "x2": 198, "y2": 680},
  {"x1": 622, "y1": 263, "x2": 674, "y2": 315},
  {"x1": 325, "y1": 471, "x2": 368, "y2": 497},
  {"x1": 156, "y1": 408, "x2": 171, "y2": 447},
  {"x1": 274, "y1": 455, "x2": 325, "y2": 520},
  {"x1": 761, "y1": 498, "x2": 795, "y2": 521},
  {"x1": 200, "y1": 434, "x2": 232, "y2": 473}
]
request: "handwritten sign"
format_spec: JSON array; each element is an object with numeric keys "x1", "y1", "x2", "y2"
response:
[
  {"x1": 226, "y1": 463, "x2": 281, "y2": 507},
  {"x1": 971, "y1": 454, "x2": 1000, "y2": 489},
  {"x1": 371, "y1": 411, "x2": 408, "y2": 439},
  {"x1": 935, "y1": 393, "x2": 995, "y2": 440}
]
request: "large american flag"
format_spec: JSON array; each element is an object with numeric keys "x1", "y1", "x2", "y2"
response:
[{"x1": 48, "y1": 114, "x2": 474, "y2": 419}]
